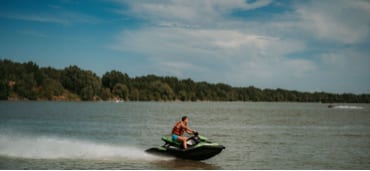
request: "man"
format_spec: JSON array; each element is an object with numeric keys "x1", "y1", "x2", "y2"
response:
[{"x1": 171, "y1": 116, "x2": 196, "y2": 149}]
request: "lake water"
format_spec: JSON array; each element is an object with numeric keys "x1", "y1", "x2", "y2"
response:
[{"x1": 0, "y1": 101, "x2": 369, "y2": 169}]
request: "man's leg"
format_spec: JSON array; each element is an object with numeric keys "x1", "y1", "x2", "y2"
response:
[{"x1": 177, "y1": 136, "x2": 187, "y2": 149}]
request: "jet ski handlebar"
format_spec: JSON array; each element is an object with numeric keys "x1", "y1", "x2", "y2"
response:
[{"x1": 193, "y1": 130, "x2": 199, "y2": 136}]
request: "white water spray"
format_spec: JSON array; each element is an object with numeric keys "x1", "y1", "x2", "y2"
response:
[
  {"x1": 333, "y1": 105, "x2": 364, "y2": 109},
  {"x1": 0, "y1": 133, "x2": 169, "y2": 161}
]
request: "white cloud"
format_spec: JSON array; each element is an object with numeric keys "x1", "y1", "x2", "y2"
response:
[
  {"x1": 111, "y1": 27, "x2": 305, "y2": 60},
  {"x1": 158, "y1": 61, "x2": 206, "y2": 78},
  {"x1": 313, "y1": 49, "x2": 370, "y2": 93},
  {"x1": 110, "y1": 0, "x2": 370, "y2": 93},
  {"x1": 0, "y1": 13, "x2": 69, "y2": 24},
  {"x1": 229, "y1": 57, "x2": 317, "y2": 88},
  {"x1": 295, "y1": 0, "x2": 370, "y2": 44},
  {"x1": 320, "y1": 49, "x2": 370, "y2": 73},
  {"x1": 117, "y1": 0, "x2": 273, "y2": 26},
  {"x1": 0, "y1": 10, "x2": 100, "y2": 25},
  {"x1": 111, "y1": 27, "x2": 309, "y2": 85}
]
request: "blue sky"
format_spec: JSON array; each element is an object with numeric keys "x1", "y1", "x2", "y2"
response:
[{"x1": 1, "y1": 0, "x2": 370, "y2": 94}]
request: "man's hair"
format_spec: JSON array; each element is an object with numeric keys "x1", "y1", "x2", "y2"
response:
[{"x1": 182, "y1": 116, "x2": 188, "y2": 121}]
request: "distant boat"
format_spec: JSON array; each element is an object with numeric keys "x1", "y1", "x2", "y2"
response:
[{"x1": 328, "y1": 104, "x2": 334, "y2": 108}]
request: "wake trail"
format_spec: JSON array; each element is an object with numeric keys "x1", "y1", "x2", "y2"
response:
[
  {"x1": 0, "y1": 133, "x2": 171, "y2": 161},
  {"x1": 332, "y1": 105, "x2": 364, "y2": 110}
]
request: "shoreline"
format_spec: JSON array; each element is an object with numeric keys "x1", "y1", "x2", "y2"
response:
[{"x1": 1, "y1": 99, "x2": 368, "y2": 104}]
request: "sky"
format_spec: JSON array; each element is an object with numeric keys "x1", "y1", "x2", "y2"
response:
[{"x1": 0, "y1": 0, "x2": 370, "y2": 94}]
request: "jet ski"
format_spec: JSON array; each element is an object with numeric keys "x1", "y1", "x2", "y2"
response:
[{"x1": 145, "y1": 132, "x2": 225, "y2": 160}]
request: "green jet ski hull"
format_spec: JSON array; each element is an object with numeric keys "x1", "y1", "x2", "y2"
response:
[{"x1": 145, "y1": 135, "x2": 225, "y2": 160}]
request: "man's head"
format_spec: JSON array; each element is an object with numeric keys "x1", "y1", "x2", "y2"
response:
[{"x1": 182, "y1": 116, "x2": 188, "y2": 124}]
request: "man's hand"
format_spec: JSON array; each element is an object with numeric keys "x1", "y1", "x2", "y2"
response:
[{"x1": 193, "y1": 130, "x2": 199, "y2": 136}]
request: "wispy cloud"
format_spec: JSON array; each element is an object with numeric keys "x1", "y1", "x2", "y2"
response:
[
  {"x1": 18, "y1": 30, "x2": 49, "y2": 38},
  {"x1": 109, "y1": 0, "x2": 370, "y2": 93},
  {"x1": 0, "y1": 10, "x2": 100, "y2": 25},
  {"x1": 116, "y1": 0, "x2": 273, "y2": 27},
  {"x1": 295, "y1": 0, "x2": 370, "y2": 44},
  {"x1": 0, "y1": 12, "x2": 69, "y2": 24},
  {"x1": 111, "y1": 27, "x2": 308, "y2": 86}
]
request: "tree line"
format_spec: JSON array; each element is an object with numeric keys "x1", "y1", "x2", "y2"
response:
[{"x1": 0, "y1": 59, "x2": 369, "y2": 102}]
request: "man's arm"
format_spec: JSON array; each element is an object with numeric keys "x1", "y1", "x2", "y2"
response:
[
  {"x1": 181, "y1": 122, "x2": 195, "y2": 134},
  {"x1": 185, "y1": 128, "x2": 194, "y2": 134}
]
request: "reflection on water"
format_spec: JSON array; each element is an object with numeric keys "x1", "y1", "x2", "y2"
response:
[{"x1": 150, "y1": 159, "x2": 222, "y2": 170}]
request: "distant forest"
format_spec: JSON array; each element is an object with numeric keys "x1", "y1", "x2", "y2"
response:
[{"x1": 0, "y1": 59, "x2": 369, "y2": 102}]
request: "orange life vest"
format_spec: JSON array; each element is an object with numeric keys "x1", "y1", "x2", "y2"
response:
[{"x1": 171, "y1": 121, "x2": 186, "y2": 136}]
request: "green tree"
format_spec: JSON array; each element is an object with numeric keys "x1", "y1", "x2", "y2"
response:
[
  {"x1": 129, "y1": 88, "x2": 140, "y2": 101},
  {"x1": 196, "y1": 82, "x2": 213, "y2": 101},
  {"x1": 14, "y1": 73, "x2": 38, "y2": 100},
  {"x1": 41, "y1": 67, "x2": 63, "y2": 80},
  {"x1": 80, "y1": 86, "x2": 95, "y2": 101},
  {"x1": 112, "y1": 83, "x2": 129, "y2": 100},
  {"x1": 178, "y1": 90, "x2": 187, "y2": 101},
  {"x1": 61, "y1": 65, "x2": 101, "y2": 100},
  {"x1": 41, "y1": 78, "x2": 64, "y2": 100},
  {"x1": 0, "y1": 81, "x2": 9, "y2": 100},
  {"x1": 102, "y1": 70, "x2": 129, "y2": 90},
  {"x1": 100, "y1": 88, "x2": 112, "y2": 100},
  {"x1": 150, "y1": 81, "x2": 175, "y2": 101}
]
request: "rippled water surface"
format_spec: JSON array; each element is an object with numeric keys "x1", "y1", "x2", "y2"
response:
[{"x1": 0, "y1": 102, "x2": 369, "y2": 169}]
